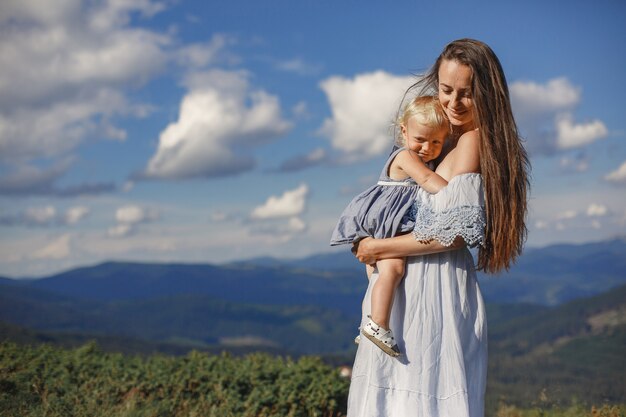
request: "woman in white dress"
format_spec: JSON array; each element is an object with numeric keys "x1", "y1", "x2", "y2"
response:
[{"x1": 349, "y1": 39, "x2": 531, "y2": 417}]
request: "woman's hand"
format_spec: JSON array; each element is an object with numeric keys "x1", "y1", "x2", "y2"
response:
[{"x1": 352, "y1": 237, "x2": 378, "y2": 264}]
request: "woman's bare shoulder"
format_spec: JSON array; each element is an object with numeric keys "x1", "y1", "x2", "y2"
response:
[
  {"x1": 448, "y1": 129, "x2": 480, "y2": 174},
  {"x1": 457, "y1": 129, "x2": 480, "y2": 147}
]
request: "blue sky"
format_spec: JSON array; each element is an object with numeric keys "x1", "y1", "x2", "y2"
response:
[{"x1": 1, "y1": 0, "x2": 625, "y2": 277}]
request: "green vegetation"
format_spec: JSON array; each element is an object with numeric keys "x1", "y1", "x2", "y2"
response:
[
  {"x1": 0, "y1": 286, "x2": 359, "y2": 355},
  {"x1": 0, "y1": 342, "x2": 349, "y2": 417},
  {"x1": 1, "y1": 341, "x2": 624, "y2": 416},
  {"x1": 494, "y1": 402, "x2": 625, "y2": 417},
  {"x1": 486, "y1": 285, "x2": 626, "y2": 412}
]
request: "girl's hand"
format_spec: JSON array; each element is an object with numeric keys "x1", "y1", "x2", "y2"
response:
[{"x1": 352, "y1": 237, "x2": 378, "y2": 264}]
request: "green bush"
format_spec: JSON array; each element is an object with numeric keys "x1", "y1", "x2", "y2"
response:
[
  {"x1": 0, "y1": 342, "x2": 349, "y2": 417},
  {"x1": 495, "y1": 403, "x2": 626, "y2": 417}
]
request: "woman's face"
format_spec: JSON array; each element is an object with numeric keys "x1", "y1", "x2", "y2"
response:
[{"x1": 438, "y1": 59, "x2": 475, "y2": 131}]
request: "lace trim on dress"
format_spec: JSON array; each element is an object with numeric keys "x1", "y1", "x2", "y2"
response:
[{"x1": 411, "y1": 201, "x2": 486, "y2": 247}]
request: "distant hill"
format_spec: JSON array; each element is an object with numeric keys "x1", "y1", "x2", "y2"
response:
[
  {"x1": 0, "y1": 282, "x2": 358, "y2": 355},
  {"x1": 11, "y1": 261, "x2": 366, "y2": 315},
  {"x1": 0, "y1": 320, "x2": 201, "y2": 356},
  {"x1": 229, "y1": 250, "x2": 362, "y2": 272},
  {"x1": 234, "y1": 238, "x2": 626, "y2": 305},
  {"x1": 481, "y1": 237, "x2": 626, "y2": 305},
  {"x1": 486, "y1": 283, "x2": 626, "y2": 409},
  {"x1": 4, "y1": 238, "x2": 625, "y2": 309}
]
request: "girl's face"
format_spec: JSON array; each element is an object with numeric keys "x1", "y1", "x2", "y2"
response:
[
  {"x1": 401, "y1": 116, "x2": 446, "y2": 162},
  {"x1": 438, "y1": 59, "x2": 475, "y2": 131}
]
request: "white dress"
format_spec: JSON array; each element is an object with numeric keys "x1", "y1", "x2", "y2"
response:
[{"x1": 347, "y1": 173, "x2": 488, "y2": 417}]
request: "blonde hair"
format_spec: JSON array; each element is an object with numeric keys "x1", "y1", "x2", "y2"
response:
[
  {"x1": 409, "y1": 39, "x2": 531, "y2": 273},
  {"x1": 394, "y1": 95, "x2": 448, "y2": 147}
]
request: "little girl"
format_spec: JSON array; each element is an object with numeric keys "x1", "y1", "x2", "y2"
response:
[{"x1": 330, "y1": 96, "x2": 449, "y2": 357}]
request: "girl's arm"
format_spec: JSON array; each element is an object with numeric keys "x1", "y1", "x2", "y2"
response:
[
  {"x1": 354, "y1": 235, "x2": 465, "y2": 264},
  {"x1": 394, "y1": 150, "x2": 448, "y2": 194}
]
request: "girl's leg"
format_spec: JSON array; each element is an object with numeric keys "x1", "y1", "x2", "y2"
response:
[
  {"x1": 354, "y1": 264, "x2": 375, "y2": 344},
  {"x1": 370, "y1": 257, "x2": 405, "y2": 330}
]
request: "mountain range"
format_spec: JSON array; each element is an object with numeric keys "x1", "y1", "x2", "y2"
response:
[{"x1": 4, "y1": 237, "x2": 625, "y2": 306}]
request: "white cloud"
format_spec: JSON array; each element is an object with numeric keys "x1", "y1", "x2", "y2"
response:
[
  {"x1": 251, "y1": 184, "x2": 309, "y2": 220},
  {"x1": 286, "y1": 217, "x2": 306, "y2": 233},
  {"x1": 247, "y1": 183, "x2": 310, "y2": 241},
  {"x1": 248, "y1": 216, "x2": 308, "y2": 242},
  {"x1": 0, "y1": 160, "x2": 70, "y2": 194},
  {"x1": 107, "y1": 223, "x2": 133, "y2": 238},
  {"x1": 510, "y1": 78, "x2": 579, "y2": 116},
  {"x1": 591, "y1": 220, "x2": 602, "y2": 229},
  {"x1": 176, "y1": 34, "x2": 236, "y2": 68},
  {"x1": 64, "y1": 206, "x2": 90, "y2": 225},
  {"x1": 0, "y1": 0, "x2": 81, "y2": 25},
  {"x1": 586, "y1": 203, "x2": 608, "y2": 217},
  {"x1": 24, "y1": 206, "x2": 57, "y2": 225},
  {"x1": 1, "y1": 204, "x2": 90, "y2": 227},
  {"x1": 2, "y1": 0, "x2": 166, "y2": 86},
  {"x1": 108, "y1": 205, "x2": 158, "y2": 238},
  {"x1": 0, "y1": 0, "x2": 168, "y2": 111},
  {"x1": 319, "y1": 71, "x2": 414, "y2": 161},
  {"x1": 142, "y1": 70, "x2": 291, "y2": 180},
  {"x1": 510, "y1": 77, "x2": 608, "y2": 155},
  {"x1": 535, "y1": 220, "x2": 548, "y2": 230},
  {"x1": 604, "y1": 161, "x2": 626, "y2": 185},
  {"x1": 0, "y1": 0, "x2": 169, "y2": 193},
  {"x1": 0, "y1": 158, "x2": 115, "y2": 197},
  {"x1": 275, "y1": 58, "x2": 322, "y2": 76},
  {"x1": 115, "y1": 205, "x2": 158, "y2": 224},
  {"x1": 555, "y1": 210, "x2": 577, "y2": 220},
  {"x1": 88, "y1": 0, "x2": 166, "y2": 31},
  {"x1": 251, "y1": 216, "x2": 307, "y2": 232},
  {"x1": 556, "y1": 114, "x2": 608, "y2": 149},
  {"x1": 0, "y1": 89, "x2": 133, "y2": 161},
  {"x1": 32, "y1": 234, "x2": 72, "y2": 260}
]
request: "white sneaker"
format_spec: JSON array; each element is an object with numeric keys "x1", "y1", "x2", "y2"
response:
[{"x1": 361, "y1": 317, "x2": 401, "y2": 357}]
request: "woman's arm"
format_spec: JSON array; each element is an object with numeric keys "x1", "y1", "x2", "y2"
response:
[{"x1": 354, "y1": 234, "x2": 465, "y2": 264}]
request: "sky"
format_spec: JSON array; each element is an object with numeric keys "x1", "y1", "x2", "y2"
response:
[{"x1": 0, "y1": 0, "x2": 625, "y2": 278}]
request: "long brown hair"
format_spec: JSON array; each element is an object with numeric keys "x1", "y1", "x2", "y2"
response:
[{"x1": 411, "y1": 39, "x2": 531, "y2": 273}]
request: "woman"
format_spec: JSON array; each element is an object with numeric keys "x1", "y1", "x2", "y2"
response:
[{"x1": 347, "y1": 39, "x2": 530, "y2": 417}]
